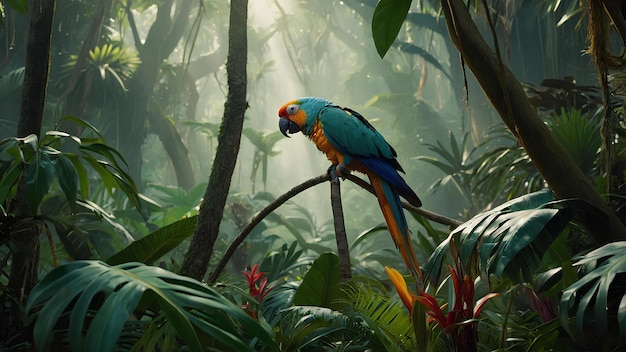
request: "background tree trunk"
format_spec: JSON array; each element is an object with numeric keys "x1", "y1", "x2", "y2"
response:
[
  {"x1": 440, "y1": 0, "x2": 626, "y2": 244},
  {"x1": 11, "y1": 0, "x2": 56, "y2": 299},
  {"x1": 120, "y1": 0, "x2": 193, "y2": 189},
  {"x1": 1, "y1": 0, "x2": 56, "y2": 340},
  {"x1": 180, "y1": 0, "x2": 248, "y2": 280},
  {"x1": 149, "y1": 112, "x2": 196, "y2": 190}
]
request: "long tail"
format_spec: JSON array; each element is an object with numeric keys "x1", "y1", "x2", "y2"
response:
[{"x1": 367, "y1": 172, "x2": 423, "y2": 287}]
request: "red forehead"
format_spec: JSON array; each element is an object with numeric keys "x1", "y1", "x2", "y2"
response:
[{"x1": 278, "y1": 100, "x2": 299, "y2": 117}]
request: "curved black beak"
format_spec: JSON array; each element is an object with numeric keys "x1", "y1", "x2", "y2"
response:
[{"x1": 279, "y1": 117, "x2": 301, "y2": 137}]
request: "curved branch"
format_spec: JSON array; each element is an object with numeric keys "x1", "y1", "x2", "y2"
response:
[
  {"x1": 208, "y1": 171, "x2": 465, "y2": 283},
  {"x1": 344, "y1": 174, "x2": 464, "y2": 229},
  {"x1": 207, "y1": 173, "x2": 330, "y2": 284}
]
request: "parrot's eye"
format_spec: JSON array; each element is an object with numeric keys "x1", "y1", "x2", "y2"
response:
[{"x1": 286, "y1": 104, "x2": 299, "y2": 115}]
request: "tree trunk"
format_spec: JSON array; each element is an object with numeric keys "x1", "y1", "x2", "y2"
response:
[
  {"x1": 149, "y1": 112, "x2": 196, "y2": 190},
  {"x1": 119, "y1": 0, "x2": 193, "y2": 189},
  {"x1": 440, "y1": 0, "x2": 626, "y2": 244},
  {"x1": 1, "y1": 0, "x2": 55, "y2": 341},
  {"x1": 11, "y1": 0, "x2": 55, "y2": 296},
  {"x1": 180, "y1": 0, "x2": 248, "y2": 280}
]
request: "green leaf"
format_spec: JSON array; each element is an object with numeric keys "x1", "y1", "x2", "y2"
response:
[
  {"x1": 424, "y1": 190, "x2": 577, "y2": 285},
  {"x1": 53, "y1": 154, "x2": 79, "y2": 212},
  {"x1": 106, "y1": 216, "x2": 198, "y2": 265},
  {"x1": 343, "y1": 282, "x2": 416, "y2": 350},
  {"x1": 560, "y1": 242, "x2": 626, "y2": 347},
  {"x1": 25, "y1": 261, "x2": 276, "y2": 352},
  {"x1": 396, "y1": 41, "x2": 453, "y2": 81},
  {"x1": 351, "y1": 225, "x2": 387, "y2": 249},
  {"x1": 4, "y1": 0, "x2": 28, "y2": 14},
  {"x1": 57, "y1": 115, "x2": 105, "y2": 141},
  {"x1": 371, "y1": 0, "x2": 412, "y2": 58},
  {"x1": 66, "y1": 153, "x2": 90, "y2": 199},
  {"x1": 293, "y1": 253, "x2": 343, "y2": 310},
  {"x1": 25, "y1": 153, "x2": 55, "y2": 214},
  {"x1": 0, "y1": 161, "x2": 22, "y2": 207}
]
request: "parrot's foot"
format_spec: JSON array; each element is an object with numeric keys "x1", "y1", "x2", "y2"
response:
[
  {"x1": 327, "y1": 164, "x2": 340, "y2": 183},
  {"x1": 327, "y1": 163, "x2": 349, "y2": 183}
]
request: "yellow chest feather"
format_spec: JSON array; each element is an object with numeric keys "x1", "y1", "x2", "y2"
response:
[{"x1": 308, "y1": 121, "x2": 343, "y2": 165}]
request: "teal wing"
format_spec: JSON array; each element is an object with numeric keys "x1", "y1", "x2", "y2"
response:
[
  {"x1": 318, "y1": 105, "x2": 421, "y2": 207},
  {"x1": 318, "y1": 106, "x2": 398, "y2": 163}
]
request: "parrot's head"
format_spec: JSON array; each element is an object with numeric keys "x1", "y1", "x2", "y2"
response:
[{"x1": 278, "y1": 97, "x2": 330, "y2": 137}]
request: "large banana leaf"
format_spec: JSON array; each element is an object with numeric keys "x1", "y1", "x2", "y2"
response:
[
  {"x1": 560, "y1": 242, "x2": 626, "y2": 348},
  {"x1": 25, "y1": 261, "x2": 275, "y2": 352},
  {"x1": 425, "y1": 190, "x2": 579, "y2": 285}
]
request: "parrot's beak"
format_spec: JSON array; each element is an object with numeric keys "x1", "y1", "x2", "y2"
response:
[{"x1": 279, "y1": 117, "x2": 301, "y2": 137}]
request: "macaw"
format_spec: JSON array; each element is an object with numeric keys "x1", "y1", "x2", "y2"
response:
[{"x1": 278, "y1": 97, "x2": 423, "y2": 284}]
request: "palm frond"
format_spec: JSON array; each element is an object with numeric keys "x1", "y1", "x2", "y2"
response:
[
  {"x1": 276, "y1": 305, "x2": 384, "y2": 351},
  {"x1": 25, "y1": 261, "x2": 276, "y2": 352},
  {"x1": 343, "y1": 282, "x2": 416, "y2": 351},
  {"x1": 560, "y1": 242, "x2": 626, "y2": 349},
  {"x1": 424, "y1": 190, "x2": 579, "y2": 285}
]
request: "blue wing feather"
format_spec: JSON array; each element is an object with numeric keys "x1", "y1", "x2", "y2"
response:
[{"x1": 359, "y1": 157, "x2": 421, "y2": 207}]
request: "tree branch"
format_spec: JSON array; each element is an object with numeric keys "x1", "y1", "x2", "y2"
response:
[
  {"x1": 344, "y1": 174, "x2": 464, "y2": 229},
  {"x1": 124, "y1": 0, "x2": 144, "y2": 52},
  {"x1": 207, "y1": 171, "x2": 465, "y2": 283},
  {"x1": 207, "y1": 173, "x2": 330, "y2": 284},
  {"x1": 330, "y1": 180, "x2": 352, "y2": 281}
]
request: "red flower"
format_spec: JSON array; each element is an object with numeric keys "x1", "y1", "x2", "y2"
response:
[
  {"x1": 242, "y1": 263, "x2": 270, "y2": 301},
  {"x1": 387, "y1": 264, "x2": 499, "y2": 351},
  {"x1": 241, "y1": 264, "x2": 272, "y2": 319}
]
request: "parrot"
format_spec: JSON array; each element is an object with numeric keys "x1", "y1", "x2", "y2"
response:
[{"x1": 278, "y1": 97, "x2": 423, "y2": 285}]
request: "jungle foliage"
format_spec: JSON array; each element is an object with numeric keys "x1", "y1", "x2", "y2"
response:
[{"x1": 2, "y1": 0, "x2": 626, "y2": 351}]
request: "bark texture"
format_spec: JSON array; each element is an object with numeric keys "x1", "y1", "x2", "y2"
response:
[
  {"x1": 181, "y1": 0, "x2": 248, "y2": 280},
  {"x1": 1, "y1": 0, "x2": 56, "y2": 342},
  {"x1": 330, "y1": 180, "x2": 352, "y2": 281}
]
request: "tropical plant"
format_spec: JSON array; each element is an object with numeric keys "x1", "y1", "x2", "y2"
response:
[
  {"x1": 62, "y1": 43, "x2": 141, "y2": 92},
  {"x1": 424, "y1": 190, "x2": 579, "y2": 284},
  {"x1": 547, "y1": 108, "x2": 602, "y2": 177},
  {"x1": 417, "y1": 131, "x2": 544, "y2": 216},
  {"x1": 241, "y1": 263, "x2": 272, "y2": 320},
  {"x1": 386, "y1": 264, "x2": 499, "y2": 352},
  {"x1": 0, "y1": 116, "x2": 143, "y2": 263},
  {"x1": 414, "y1": 189, "x2": 626, "y2": 350},
  {"x1": 268, "y1": 252, "x2": 391, "y2": 351},
  {"x1": 242, "y1": 128, "x2": 283, "y2": 193},
  {"x1": 24, "y1": 260, "x2": 276, "y2": 351},
  {"x1": 559, "y1": 242, "x2": 626, "y2": 350}
]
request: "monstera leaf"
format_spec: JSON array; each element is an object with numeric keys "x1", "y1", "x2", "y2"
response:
[
  {"x1": 560, "y1": 242, "x2": 626, "y2": 348},
  {"x1": 25, "y1": 261, "x2": 275, "y2": 352},
  {"x1": 425, "y1": 190, "x2": 584, "y2": 284}
]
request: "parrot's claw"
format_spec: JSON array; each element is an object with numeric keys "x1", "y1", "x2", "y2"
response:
[
  {"x1": 327, "y1": 163, "x2": 348, "y2": 184},
  {"x1": 327, "y1": 165, "x2": 340, "y2": 184}
]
